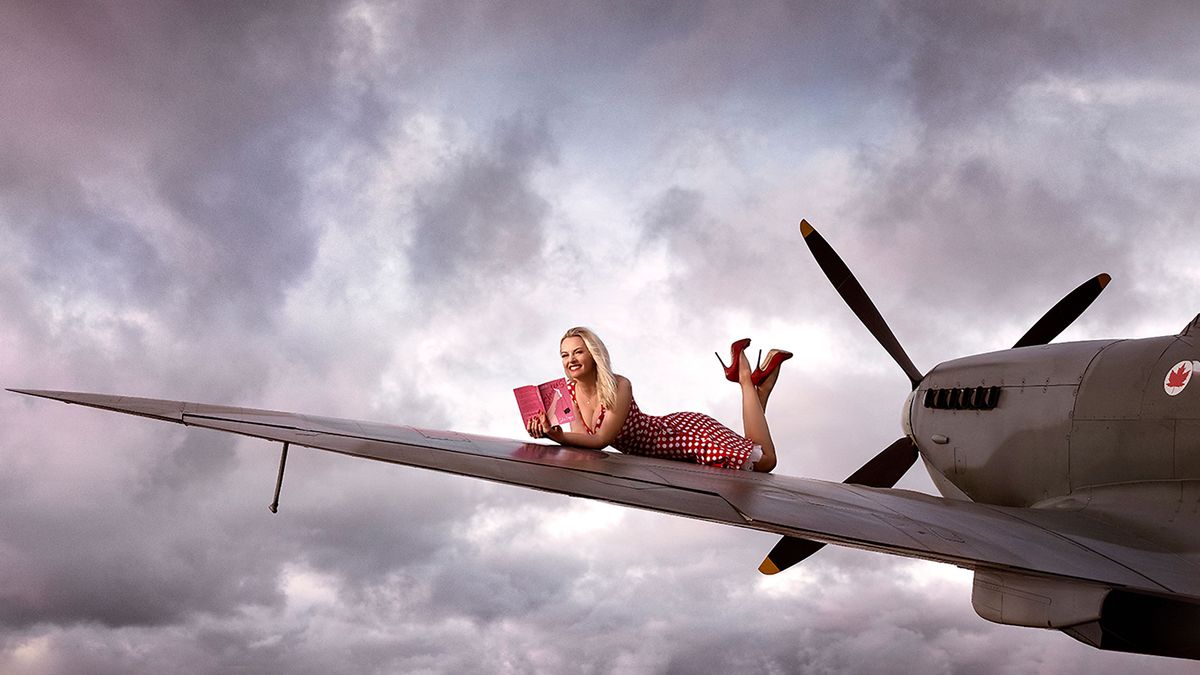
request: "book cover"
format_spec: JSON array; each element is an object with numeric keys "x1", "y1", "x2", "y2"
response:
[{"x1": 514, "y1": 378, "x2": 575, "y2": 427}]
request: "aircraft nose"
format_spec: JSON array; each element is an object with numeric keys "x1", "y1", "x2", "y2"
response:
[{"x1": 901, "y1": 388, "x2": 918, "y2": 440}]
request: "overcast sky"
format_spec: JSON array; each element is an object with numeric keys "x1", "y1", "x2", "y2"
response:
[{"x1": 2, "y1": 1, "x2": 1200, "y2": 673}]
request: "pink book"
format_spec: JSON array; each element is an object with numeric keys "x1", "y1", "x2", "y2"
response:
[{"x1": 514, "y1": 378, "x2": 576, "y2": 427}]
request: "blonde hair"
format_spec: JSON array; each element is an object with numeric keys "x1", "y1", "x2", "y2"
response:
[{"x1": 561, "y1": 326, "x2": 618, "y2": 409}]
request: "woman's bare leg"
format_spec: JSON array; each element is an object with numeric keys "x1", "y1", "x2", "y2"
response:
[
  {"x1": 738, "y1": 353, "x2": 776, "y2": 472},
  {"x1": 756, "y1": 365, "x2": 781, "y2": 413}
]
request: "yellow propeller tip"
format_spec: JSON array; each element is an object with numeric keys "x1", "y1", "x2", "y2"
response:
[
  {"x1": 799, "y1": 219, "x2": 814, "y2": 237},
  {"x1": 758, "y1": 558, "x2": 781, "y2": 575}
]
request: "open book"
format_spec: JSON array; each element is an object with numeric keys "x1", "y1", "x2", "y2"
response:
[{"x1": 514, "y1": 378, "x2": 576, "y2": 427}]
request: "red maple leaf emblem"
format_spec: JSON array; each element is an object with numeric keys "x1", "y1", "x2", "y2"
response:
[{"x1": 1167, "y1": 362, "x2": 1192, "y2": 388}]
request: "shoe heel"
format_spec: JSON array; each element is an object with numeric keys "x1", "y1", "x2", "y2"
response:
[
  {"x1": 751, "y1": 349, "x2": 793, "y2": 386},
  {"x1": 720, "y1": 339, "x2": 751, "y2": 382}
]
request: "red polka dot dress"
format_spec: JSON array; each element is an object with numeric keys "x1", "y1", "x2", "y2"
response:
[{"x1": 567, "y1": 380, "x2": 757, "y2": 470}]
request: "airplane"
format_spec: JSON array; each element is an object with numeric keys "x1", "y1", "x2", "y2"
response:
[{"x1": 11, "y1": 220, "x2": 1200, "y2": 661}]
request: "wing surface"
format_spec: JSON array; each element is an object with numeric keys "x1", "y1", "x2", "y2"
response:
[{"x1": 13, "y1": 389, "x2": 1200, "y2": 599}]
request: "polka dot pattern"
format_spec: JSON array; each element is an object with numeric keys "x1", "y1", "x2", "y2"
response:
[{"x1": 568, "y1": 380, "x2": 754, "y2": 470}]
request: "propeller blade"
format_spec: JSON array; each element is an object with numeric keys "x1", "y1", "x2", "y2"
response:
[
  {"x1": 759, "y1": 537, "x2": 822, "y2": 575},
  {"x1": 843, "y1": 436, "x2": 919, "y2": 487},
  {"x1": 800, "y1": 220, "x2": 923, "y2": 389},
  {"x1": 1012, "y1": 273, "x2": 1111, "y2": 349},
  {"x1": 759, "y1": 437, "x2": 918, "y2": 574}
]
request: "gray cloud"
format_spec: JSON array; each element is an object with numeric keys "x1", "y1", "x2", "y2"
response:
[
  {"x1": 761, "y1": 1, "x2": 1200, "y2": 364},
  {"x1": 890, "y1": 1, "x2": 1200, "y2": 129},
  {"x1": 0, "y1": 1, "x2": 353, "y2": 328},
  {"x1": 2, "y1": 1, "x2": 1200, "y2": 673},
  {"x1": 886, "y1": 1, "x2": 1084, "y2": 132},
  {"x1": 0, "y1": 163, "x2": 170, "y2": 309},
  {"x1": 408, "y1": 114, "x2": 557, "y2": 291}
]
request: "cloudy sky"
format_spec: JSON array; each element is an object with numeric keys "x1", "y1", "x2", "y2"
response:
[{"x1": 2, "y1": 1, "x2": 1200, "y2": 672}]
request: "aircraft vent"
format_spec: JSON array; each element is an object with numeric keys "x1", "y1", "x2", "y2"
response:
[{"x1": 923, "y1": 386, "x2": 1001, "y2": 411}]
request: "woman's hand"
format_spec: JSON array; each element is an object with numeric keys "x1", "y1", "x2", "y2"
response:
[
  {"x1": 526, "y1": 411, "x2": 546, "y2": 438},
  {"x1": 526, "y1": 411, "x2": 562, "y2": 441}
]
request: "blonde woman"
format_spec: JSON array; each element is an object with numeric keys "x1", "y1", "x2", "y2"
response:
[{"x1": 526, "y1": 327, "x2": 790, "y2": 473}]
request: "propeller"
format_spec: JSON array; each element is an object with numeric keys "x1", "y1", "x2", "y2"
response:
[
  {"x1": 763, "y1": 222, "x2": 1111, "y2": 575},
  {"x1": 799, "y1": 220, "x2": 923, "y2": 389},
  {"x1": 759, "y1": 221, "x2": 926, "y2": 574},
  {"x1": 1012, "y1": 273, "x2": 1111, "y2": 348},
  {"x1": 759, "y1": 437, "x2": 917, "y2": 574}
]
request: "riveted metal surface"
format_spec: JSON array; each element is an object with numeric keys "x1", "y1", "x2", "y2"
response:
[
  {"x1": 947, "y1": 385, "x2": 1076, "y2": 506},
  {"x1": 1069, "y1": 419, "x2": 1175, "y2": 488},
  {"x1": 1176, "y1": 420, "x2": 1200, "y2": 479},
  {"x1": 1073, "y1": 337, "x2": 1174, "y2": 421},
  {"x1": 1069, "y1": 336, "x2": 1197, "y2": 488},
  {"x1": 912, "y1": 342, "x2": 1111, "y2": 506},
  {"x1": 925, "y1": 341, "x2": 1112, "y2": 389}
]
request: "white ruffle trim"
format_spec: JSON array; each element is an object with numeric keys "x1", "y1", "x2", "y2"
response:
[{"x1": 741, "y1": 444, "x2": 764, "y2": 471}]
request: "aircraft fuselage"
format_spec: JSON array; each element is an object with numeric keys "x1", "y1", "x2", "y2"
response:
[{"x1": 906, "y1": 327, "x2": 1200, "y2": 508}]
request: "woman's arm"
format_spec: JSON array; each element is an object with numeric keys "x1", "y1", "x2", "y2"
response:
[{"x1": 546, "y1": 376, "x2": 633, "y2": 449}]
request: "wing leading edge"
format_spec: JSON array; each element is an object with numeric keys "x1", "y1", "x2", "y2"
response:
[{"x1": 13, "y1": 389, "x2": 1200, "y2": 601}]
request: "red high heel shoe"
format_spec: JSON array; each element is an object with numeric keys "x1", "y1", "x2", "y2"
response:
[
  {"x1": 751, "y1": 349, "x2": 793, "y2": 386},
  {"x1": 715, "y1": 338, "x2": 752, "y2": 383}
]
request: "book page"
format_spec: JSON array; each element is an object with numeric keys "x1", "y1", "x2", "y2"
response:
[{"x1": 513, "y1": 385, "x2": 545, "y2": 422}]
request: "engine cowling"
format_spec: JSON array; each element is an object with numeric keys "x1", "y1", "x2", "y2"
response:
[{"x1": 908, "y1": 333, "x2": 1200, "y2": 506}]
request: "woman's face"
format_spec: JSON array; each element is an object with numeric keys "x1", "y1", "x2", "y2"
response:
[{"x1": 560, "y1": 336, "x2": 594, "y2": 380}]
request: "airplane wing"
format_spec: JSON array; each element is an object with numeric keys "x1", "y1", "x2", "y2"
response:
[{"x1": 12, "y1": 389, "x2": 1200, "y2": 602}]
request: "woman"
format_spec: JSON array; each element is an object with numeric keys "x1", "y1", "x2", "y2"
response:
[{"x1": 526, "y1": 327, "x2": 791, "y2": 473}]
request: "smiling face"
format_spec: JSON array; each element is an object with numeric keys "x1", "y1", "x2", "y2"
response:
[{"x1": 561, "y1": 336, "x2": 594, "y2": 381}]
